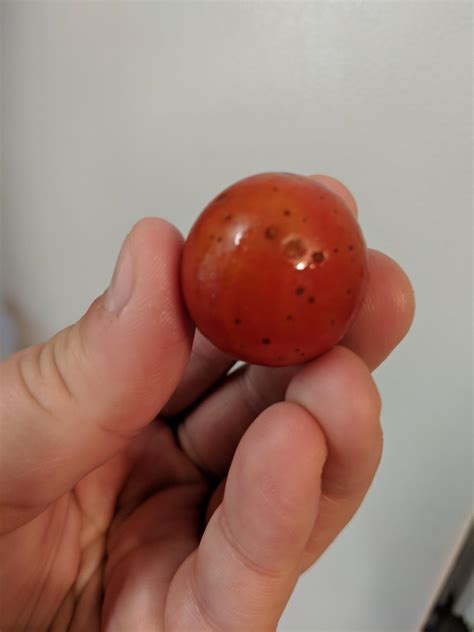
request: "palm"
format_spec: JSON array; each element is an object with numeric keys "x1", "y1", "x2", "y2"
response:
[
  {"x1": 1, "y1": 346, "x2": 379, "y2": 632},
  {"x1": 2, "y1": 416, "x2": 217, "y2": 628}
]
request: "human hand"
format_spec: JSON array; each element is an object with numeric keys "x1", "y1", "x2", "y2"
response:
[{"x1": 0, "y1": 177, "x2": 414, "y2": 631}]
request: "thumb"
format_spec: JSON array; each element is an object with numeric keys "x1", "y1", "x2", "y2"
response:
[{"x1": 0, "y1": 218, "x2": 193, "y2": 532}]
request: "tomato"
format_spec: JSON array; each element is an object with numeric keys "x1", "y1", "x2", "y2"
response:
[{"x1": 181, "y1": 172, "x2": 368, "y2": 366}]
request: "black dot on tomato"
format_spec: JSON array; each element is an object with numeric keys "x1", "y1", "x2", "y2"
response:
[
  {"x1": 272, "y1": 186, "x2": 279, "y2": 192},
  {"x1": 216, "y1": 236, "x2": 223, "y2": 242},
  {"x1": 223, "y1": 213, "x2": 232, "y2": 221},
  {"x1": 262, "y1": 337, "x2": 271, "y2": 345},
  {"x1": 308, "y1": 296, "x2": 315, "y2": 304},
  {"x1": 295, "y1": 286, "x2": 305, "y2": 296},
  {"x1": 215, "y1": 193, "x2": 227, "y2": 202},
  {"x1": 302, "y1": 217, "x2": 307, "y2": 223},
  {"x1": 346, "y1": 288, "x2": 353, "y2": 295},
  {"x1": 283, "y1": 208, "x2": 291, "y2": 216},
  {"x1": 330, "y1": 318, "x2": 336, "y2": 325},
  {"x1": 319, "y1": 195, "x2": 325, "y2": 200},
  {"x1": 312, "y1": 251, "x2": 325, "y2": 263},
  {"x1": 348, "y1": 244, "x2": 354, "y2": 251},
  {"x1": 234, "y1": 318, "x2": 242, "y2": 325},
  {"x1": 294, "y1": 347, "x2": 300, "y2": 353},
  {"x1": 286, "y1": 314, "x2": 293, "y2": 321},
  {"x1": 265, "y1": 226, "x2": 278, "y2": 239},
  {"x1": 209, "y1": 234, "x2": 215, "y2": 240}
]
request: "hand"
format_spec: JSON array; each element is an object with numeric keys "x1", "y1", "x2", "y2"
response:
[{"x1": 0, "y1": 177, "x2": 414, "y2": 631}]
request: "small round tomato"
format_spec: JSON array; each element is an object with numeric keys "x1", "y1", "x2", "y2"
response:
[{"x1": 181, "y1": 172, "x2": 368, "y2": 366}]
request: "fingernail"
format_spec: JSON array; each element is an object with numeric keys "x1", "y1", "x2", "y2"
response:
[{"x1": 104, "y1": 238, "x2": 134, "y2": 313}]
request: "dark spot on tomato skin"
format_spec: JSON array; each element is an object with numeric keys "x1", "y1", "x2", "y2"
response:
[
  {"x1": 286, "y1": 314, "x2": 293, "y2": 321},
  {"x1": 330, "y1": 318, "x2": 336, "y2": 325},
  {"x1": 294, "y1": 347, "x2": 300, "y2": 353},
  {"x1": 308, "y1": 296, "x2": 315, "y2": 304},
  {"x1": 217, "y1": 236, "x2": 223, "y2": 243},
  {"x1": 348, "y1": 244, "x2": 354, "y2": 251},
  {"x1": 272, "y1": 186, "x2": 279, "y2": 192},
  {"x1": 284, "y1": 239, "x2": 307, "y2": 259},
  {"x1": 319, "y1": 195, "x2": 325, "y2": 200},
  {"x1": 283, "y1": 209, "x2": 291, "y2": 217},
  {"x1": 265, "y1": 226, "x2": 278, "y2": 239},
  {"x1": 300, "y1": 352, "x2": 305, "y2": 357},
  {"x1": 332, "y1": 208, "x2": 339, "y2": 215},
  {"x1": 333, "y1": 247, "x2": 339, "y2": 254},
  {"x1": 302, "y1": 217, "x2": 307, "y2": 223},
  {"x1": 234, "y1": 318, "x2": 242, "y2": 325},
  {"x1": 215, "y1": 193, "x2": 227, "y2": 202},
  {"x1": 312, "y1": 251, "x2": 325, "y2": 263},
  {"x1": 262, "y1": 337, "x2": 271, "y2": 345},
  {"x1": 209, "y1": 234, "x2": 215, "y2": 240},
  {"x1": 295, "y1": 286, "x2": 305, "y2": 296},
  {"x1": 346, "y1": 288, "x2": 353, "y2": 295},
  {"x1": 223, "y1": 213, "x2": 232, "y2": 221}
]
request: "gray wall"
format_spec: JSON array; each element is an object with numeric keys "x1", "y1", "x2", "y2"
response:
[{"x1": 1, "y1": 2, "x2": 472, "y2": 629}]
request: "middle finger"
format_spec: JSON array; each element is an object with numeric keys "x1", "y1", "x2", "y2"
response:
[{"x1": 177, "y1": 249, "x2": 413, "y2": 476}]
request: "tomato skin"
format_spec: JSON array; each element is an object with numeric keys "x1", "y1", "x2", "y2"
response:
[{"x1": 181, "y1": 173, "x2": 368, "y2": 366}]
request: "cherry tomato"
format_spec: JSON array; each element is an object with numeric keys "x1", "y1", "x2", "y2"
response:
[{"x1": 181, "y1": 172, "x2": 368, "y2": 366}]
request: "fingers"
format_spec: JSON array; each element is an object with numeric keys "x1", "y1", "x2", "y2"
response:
[
  {"x1": 0, "y1": 218, "x2": 193, "y2": 531},
  {"x1": 177, "y1": 247, "x2": 413, "y2": 476},
  {"x1": 162, "y1": 331, "x2": 235, "y2": 417},
  {"x1": 342, "y1": 249, "x2": 414, "y2": 370},
  {"x1": 165, "y1": 402, "x2": 327, "y2": 631},
  {"x1": 285, "y1": 346, "x2": 383, "y2": 568},
  {"x1": 309, "y1": 174, "x2": 358, "y2": 217}
]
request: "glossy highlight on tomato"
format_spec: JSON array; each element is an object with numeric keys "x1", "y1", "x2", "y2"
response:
[{"x1": 181, "y1": 173, "x2": 368, "y2": 366}]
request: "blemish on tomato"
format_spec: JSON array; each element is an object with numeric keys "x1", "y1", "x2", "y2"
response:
[
  {"x1": 312, "y1": 251, "x2": 325, "y2": 264},
  {"x1": 265, "y1": 226, "x2": 278, "y2": 240},
  {"x1": 283, "y1": 238, "x2": 307, "y2": 259}
]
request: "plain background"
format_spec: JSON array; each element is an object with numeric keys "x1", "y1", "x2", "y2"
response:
[{"x1": 1, "y1": 1, "x2": 472, "y2": 630}]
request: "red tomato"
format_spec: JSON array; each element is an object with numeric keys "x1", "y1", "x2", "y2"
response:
[{"x1": 181, "y1": 173, "x2": 368, "y2": 366}]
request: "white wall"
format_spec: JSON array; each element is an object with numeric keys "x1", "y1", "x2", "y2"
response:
[{"x1": 1, "y1": 2, "x2": 472, "y2": 629}]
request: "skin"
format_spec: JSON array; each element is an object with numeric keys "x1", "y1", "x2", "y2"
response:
[
  {"x1": 182, "y1": 173, "x2": 368, "y2": 366},
  {"x1": 0, "y1": 176, "x2": 415, "y2": 631}
]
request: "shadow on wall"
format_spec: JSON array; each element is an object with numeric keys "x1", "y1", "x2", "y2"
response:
[{"x1": 0, "y1": 299, "x2": 21, "y2": 359}]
